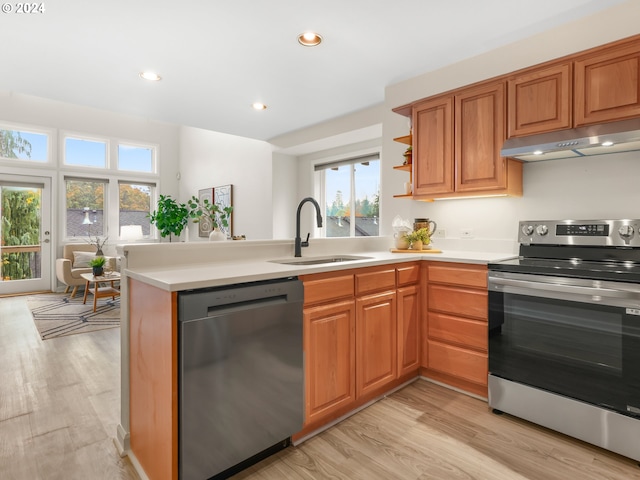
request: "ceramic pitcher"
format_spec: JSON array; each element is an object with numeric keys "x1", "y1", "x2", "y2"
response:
[{"x1": 413, "y1": 218, "x2": 437, "y2": 235}]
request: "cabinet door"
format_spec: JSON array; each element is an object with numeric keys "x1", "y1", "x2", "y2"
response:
[
  {"x1": 304, "y1": 300, "x2": 356, "y2": 425},
  {"x1": 508, "y1": 62, "x2": 572, "y2": 137},
  {"x1": 397, "y1": 285, "x2": 420, "y2": 377},
  {"x1": 356, "y1": 291, "x2": 397, "y2": 398},
  {"x1": 412, "y1": 96, "x2": 454, "y2": 196},
  {"x1": 455, "y1": 81, "x2": 507, "y2": 192},
  {"x1": 575, "y1": 42, "x2": 640, "y2": 126}
]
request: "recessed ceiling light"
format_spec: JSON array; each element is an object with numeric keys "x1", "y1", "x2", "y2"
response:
[
  {"x1": 602, "y1": 141, "x2": 614, "y2": 147},
  {"x1": 252, "y1": 102, "x2": 267, "y2": 110},
  {"x1": 298, "y1": 32, "x2": 322, "y2": 47},
  {"x1": 533, "y1": 150, "x2": 543, "y2": 155},
  {"x1": 139, "y1": 71, "x2": 162, "y2": 82}
]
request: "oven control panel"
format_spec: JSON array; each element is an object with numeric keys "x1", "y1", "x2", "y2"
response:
[{"x1": 518, "y1": 219, "x2": 640, "y2": 246}]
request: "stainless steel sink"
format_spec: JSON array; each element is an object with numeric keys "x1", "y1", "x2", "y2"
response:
[{"x1": 270, "y1": 255, "x2": 373, "y2": 266}]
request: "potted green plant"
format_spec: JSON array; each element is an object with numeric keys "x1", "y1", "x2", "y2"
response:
[
  {"x1": 88, "y1": 256, "x2": 106, "y2": 276},
  {"x1": 406, "y1": 227, "x2": 431, "y2": 251},
  {"x1": 403, "y1": 145, "x2": 413, "y2": 165},
  {"x1": 148, "y1": 194, "x2": 190, "y2": 242},
  {"x1": 188, "y1": 196, "x2": 233, "y2": 240}
]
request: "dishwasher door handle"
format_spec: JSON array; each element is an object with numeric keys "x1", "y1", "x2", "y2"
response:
[{"x1": 205, "y1": 295, "x2": 288, "y2": 317}]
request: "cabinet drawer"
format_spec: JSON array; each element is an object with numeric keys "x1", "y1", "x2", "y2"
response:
[
  {"x1": 355, "y1": 268, "x2": 396, "y2": 295},
  {"x1": 428, "y1": 264, "x2": 487, "y2": 288},
  {"x1": 428, "y1": 312, "x2": 487, "y2": 352},
  {"x1": 396, "y1": 263, "x2": 420, "y2": 286},
  {"x1": 428, "y1": 284, "x2": 487, "y2": 320},
  {"x1": 303, "y1": 274, "x2": 354, "y2": 305},
  {"x1": 427, "y1": 340, "x2": 487, "y2": 386}
]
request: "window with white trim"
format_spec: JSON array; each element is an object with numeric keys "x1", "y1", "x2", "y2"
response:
[
  {"x1": 0, "y1": 126, "x2": 49, "y2": 163},
  {"x1": 119, "y1": 181, "x2": 153, "y2": 239},
  {"x1": 64, "y1": 136, "x2": 108, "y2": 168},
  {"x1": 315, "y1": 153, "x2": 380, "y2": 237},
  {"x1": 65, "y1": 177, "x2": 107, "y2": 238},
  {"x1": 61, "y1": 132, "x2": 159, "y2": 241}
]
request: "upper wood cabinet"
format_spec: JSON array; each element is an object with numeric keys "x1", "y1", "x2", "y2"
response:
[
  {"x1": 455, "y1": 81, "x2": 513, "y2": 193},
  {"x1": 412, "y1": 96, "x2": 453, "y2": 196},
  {"x1": 507, "y1": 62, "x2": 572, "y2": 137},
  {"x1": 410, "y1": 80, "x2": 522, "y2": 199},
  {"x1": 574, "y1": 41, "x2": 640, "y2": 126}
]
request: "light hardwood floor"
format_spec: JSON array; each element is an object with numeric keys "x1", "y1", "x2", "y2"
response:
[{"x1": 2, "y1": 295, "x2": 640, "y2": 480}]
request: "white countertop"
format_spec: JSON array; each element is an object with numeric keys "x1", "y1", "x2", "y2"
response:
[{"x1": 124, "y1": 247, "x2": 516, "y2": 292}]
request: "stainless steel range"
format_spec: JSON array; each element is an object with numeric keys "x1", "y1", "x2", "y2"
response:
[{"x1": 488, "y1": 219, "x2": 640, "y2": 462}]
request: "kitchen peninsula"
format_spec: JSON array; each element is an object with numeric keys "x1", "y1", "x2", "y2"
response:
[{"x1": 117, "y1": 237, "x2": 515, "y2": 480}]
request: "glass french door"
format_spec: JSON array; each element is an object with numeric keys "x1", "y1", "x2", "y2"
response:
[{"x1": 0, "y1": 174, "x2": 52, "y2": 294}]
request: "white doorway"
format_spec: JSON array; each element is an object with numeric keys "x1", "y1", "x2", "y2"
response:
[{"x1": 0, "y1": 174, "x2": 52, "y2": 295}]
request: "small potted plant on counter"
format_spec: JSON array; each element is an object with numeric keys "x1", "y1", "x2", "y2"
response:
[
  {"x1": 89, "y1": 256, "x2": 106, "y2": 277},
  {"x1": 406, "y1": 227, "x2": 431, "y2": 251}
]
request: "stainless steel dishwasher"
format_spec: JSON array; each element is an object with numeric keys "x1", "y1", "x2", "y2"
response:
[{"x1": 178, "y1": 277, "x2": 304, "y2": 480}]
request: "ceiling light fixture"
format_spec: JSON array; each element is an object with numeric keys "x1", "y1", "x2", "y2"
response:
[
  {"x1": 252, "y1": 102, "x2": 267, "y2": 110},
  {"x1": 602, "y1": 141, "x2": 614, "y2": 147},
  {"x1": 139, "y1": 71, "x2": 162, "y2": 82},
  {"x1": 298, "y1": 31, "x2": 322, "y2": 47}
]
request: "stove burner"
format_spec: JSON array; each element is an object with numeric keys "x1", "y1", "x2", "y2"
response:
[{"x1": 490, "y1": 220, "x2": 640, "y2": 283}]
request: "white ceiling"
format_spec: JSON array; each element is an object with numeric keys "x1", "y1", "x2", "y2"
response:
[{"x1": 0, "y1": 0, "x2": 628, "y2": 142}]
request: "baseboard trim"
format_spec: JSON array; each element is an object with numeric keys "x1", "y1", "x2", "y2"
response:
[
  {"x1": 114, "y1": 423, "x2": 130, "y2": 458},
  {"x1": 420, "y1": 375, "x2": 488, "y2": 402},
  {"x1": 293, "y1": 376, "x2": 419, "y2": 446},
  {"x1": 127, "y1": 450, "x2": 150, "y2": 480}
]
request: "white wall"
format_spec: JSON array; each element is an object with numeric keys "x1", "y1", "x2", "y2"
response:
[
  {"x1": 382, "y1": 0, "x2": 640, "y2": 244},
  {"x1": 178, "y1": 126, "x2": 275, "y2": 240},
  {"x1": 272, "y1": 152, "x2": 298, "y2": 239}
]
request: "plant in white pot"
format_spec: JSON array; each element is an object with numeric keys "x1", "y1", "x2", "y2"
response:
[
  {"x1": 148, "y1": 194, "x2": 189, "y2": 242},
  {"x1": 406, "y1": 227, "x2": 431, "y2": 251},
  {"x1": 188, "y1": 196, "x2": 233, "y2": 241}
]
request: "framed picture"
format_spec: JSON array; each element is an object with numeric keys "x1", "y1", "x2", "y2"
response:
[
  {"x1": 197, "y1": 188, "x2": 214, "y2": 237},
  {"x1": 214, "y1": 184, "x2": 233, "y2": 239}
]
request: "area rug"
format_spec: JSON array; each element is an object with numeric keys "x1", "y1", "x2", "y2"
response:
[{"x1": 26, "y1": 292, "x2": 120, "y2": 340}]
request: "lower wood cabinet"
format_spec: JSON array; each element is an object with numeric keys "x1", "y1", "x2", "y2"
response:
[
  {"x1": 422, "y1": 262, "x2": 488, "y2": 398},
  {"x1": 397, "y1": 284, "x2": 420, "y2": 377},
  {"x1": 296, "y1": 262, "x2": 421, "y2": 439},
  {"x1": 356, "y1": 290, "x2": 397, "y2": 398},
  {"x1": 303, "y1": 299, "x2": 356, "y2": 425}
]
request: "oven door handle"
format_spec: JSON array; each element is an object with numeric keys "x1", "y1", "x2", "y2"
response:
[{"x1": 489, "y1": 275, "x2": 640, "y2": 308}]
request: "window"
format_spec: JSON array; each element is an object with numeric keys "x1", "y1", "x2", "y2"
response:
[
  {"x1": 60, "y1": 132, "x2": 159, "y2": 241},
  {"x1": 118, "y1": 144, "x2": 155, "y2": 173},
  {"x1": 119, "y1": 182, "x2": 153, "y2": 239},
  {"x1": 315, "y1": 153, "x2": 380, "y2": 237},
  {"x1": 64, "y1": 137, "x2": 107, "y2": 168},
  {"x1": 65, "y1": 177, "x2": 107, "y2": 238},
  {"x1": 0, "y1": 128, "x2": 49, "y2": 162}
]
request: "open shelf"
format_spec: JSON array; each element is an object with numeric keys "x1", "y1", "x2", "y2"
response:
[
  {"x1": 393, "y1": 134, "x2": 412, "y2": 145},
  {"x1": 393, "y1": 164, "x2": 412, "y2": 172}
]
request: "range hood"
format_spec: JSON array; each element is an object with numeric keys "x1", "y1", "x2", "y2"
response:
[{"x1": 501, "y1": 117, "x2": 640, "y2": 161}]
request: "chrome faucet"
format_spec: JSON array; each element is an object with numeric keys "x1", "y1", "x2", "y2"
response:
[{"x1": 295, "y1": 197, "x2": 323, "y2": 257}]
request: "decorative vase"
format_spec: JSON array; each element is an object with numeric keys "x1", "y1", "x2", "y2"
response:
[
  {"x1": 394, "y1": 233, "x2": 410, "y2": 250},
  {"x1": 92, "y1": 266, "x2": 104, "y2": 277},
  {"x1": 209, "y1": 228, "x2": 227, "y2": 241},
  {"x1": 412, "y1": 240, "x2": 423, "y2": 251}
]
